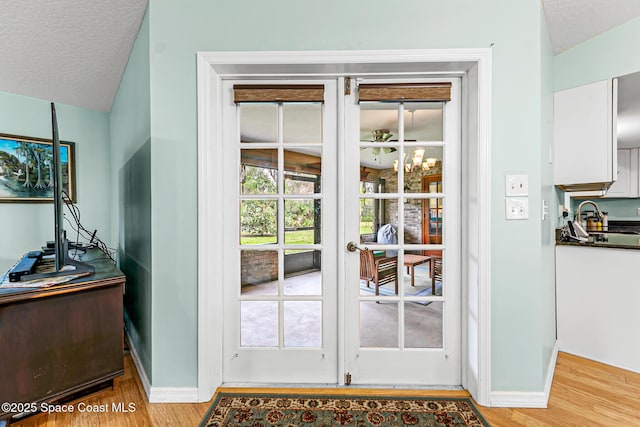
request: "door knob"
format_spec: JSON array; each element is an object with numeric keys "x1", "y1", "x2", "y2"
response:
[{"x1": 347, "y1": 241, "x2": 367, "y2": 252}]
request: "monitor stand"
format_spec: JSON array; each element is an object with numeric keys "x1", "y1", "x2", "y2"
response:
[{"x1": 20, "y1": 238, "x2": 95, "y2": 282}]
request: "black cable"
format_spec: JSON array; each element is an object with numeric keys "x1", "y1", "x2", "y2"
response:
[{"x1": 62, "y1": 190, "x2": 116, "y2": 262}]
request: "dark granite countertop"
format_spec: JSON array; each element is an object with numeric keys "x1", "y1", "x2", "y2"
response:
[{"x1": 557, "y1": 231, "x2": 640, "y2": 250}]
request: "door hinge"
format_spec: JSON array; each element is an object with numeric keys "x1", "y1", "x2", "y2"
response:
[
  {"x1": 345, "y1": 78, "x2": 351, "y2": 95},
  {"x1": 344, "y1": 372, "x2": 352, "y2": 385}
]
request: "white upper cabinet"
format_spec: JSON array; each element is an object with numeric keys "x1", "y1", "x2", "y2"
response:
[
  {"x1": 553, "y1": 79, "x2": 617, "y2": 192},
  {"x1": 604, "y1": 148, "x2": 639, "y2": 198}
]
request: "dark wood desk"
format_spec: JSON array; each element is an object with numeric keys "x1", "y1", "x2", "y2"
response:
[{"x1": 0, "y1": 250, "x2": 125, "y2": 421}]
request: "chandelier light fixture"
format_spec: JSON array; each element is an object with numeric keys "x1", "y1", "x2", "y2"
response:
[{"x1": 393, "y1": 148, "x2": 438, "y2": 172}]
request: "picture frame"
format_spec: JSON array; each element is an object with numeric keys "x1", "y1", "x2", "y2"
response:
[{"x1": 0, "y1": 132, "x2": 76, "y2": 203}]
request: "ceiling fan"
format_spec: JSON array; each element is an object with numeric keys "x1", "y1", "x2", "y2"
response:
[{"x1": 362, "y1": 129, "x2": 397, "y2": 161}]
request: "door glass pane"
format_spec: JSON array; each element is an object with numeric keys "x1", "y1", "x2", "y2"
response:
[
  {"x1": 404, "y1": 198, "x2": 424, "y2": 245},
  {"x1": 404, "y1": 147, "x2": 443, "y2": 193},
  {"x1": 401, "y1": 250, "x2": 434, "y2": 291},
  {"x1": 404, "y1": 302, "x2": 443, "y2": 349},
  {"x1": 284, "y1": 301, "x2": 322, "y2": 347},
  {"x1": 240, "y1": 103, "x2": 278, "y2": 143},
  {"x1": 404, "y1": 198, "x2": 444, "y2": 245},
  {"x1": 359, "y1": 250, "x2": 399, "y2": 297},
  {"x1": 240, "y1": 149, "x2": 278, "y2": 195},
  {"x1": 284, "y1": 250, "x2": 321, "y2": 295},
  {"x1": 360, "y1": 197, "x2": 398, "y2": 246},
  {"x1": 283, "y1": 103, "x2": 323, "y2": 143},
  {"x1": 360, "y1": 301, "x2": 398, "y2": 348},
  {"x1": 284, "y1": 147, "x2": 322, "y2": 194},
  {"x1": 284, "y1": 199, "x2": 319, "y2": 244},
  {"x1": 403, "y1": 102, "x2": 444, "y2": 141},
  {"x1": 240, "y1": 200, "x2": 278, "y2": 244},
  {"x1": 360, "y1": 103, "x2": 399, "y2": 142},
  {"x1": 240, "y1": 250, "x2": 278, "y2": 296},
  {"x1": 241, "y1": 301, "x2": 278, "y2": 347},
  {"x1": 404, "y1": 197, "x2": 443, "y2": 245},
  {"x1": 359, "y1": 195, "x2": 375, "y2": 241},
  {"x1": 360, "y1": 148, "x2": 399, "y2": 194}
]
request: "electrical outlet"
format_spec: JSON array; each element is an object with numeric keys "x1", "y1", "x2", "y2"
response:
[
  {"x1": 637, "y1": 207, "x2": 640, "y2": 216},
  {"x1": 506, "y1": 198, "x2": 529, "y2": 220},
  {"x1": 505, "y1": 175, "x2": 529, "y2": 196}
]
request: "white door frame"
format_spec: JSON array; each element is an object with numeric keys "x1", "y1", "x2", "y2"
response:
[{"x1": 196, "y1": 49, "x2": 492, "y2": 405}]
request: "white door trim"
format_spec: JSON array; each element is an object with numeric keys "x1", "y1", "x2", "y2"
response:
[{"x1": 196, "y1": 49, "x2": 492, "y2": 406}]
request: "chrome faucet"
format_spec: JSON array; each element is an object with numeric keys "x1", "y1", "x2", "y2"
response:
[{"x1": 575, "y1": 200, "x2": 603, "y2": 222}]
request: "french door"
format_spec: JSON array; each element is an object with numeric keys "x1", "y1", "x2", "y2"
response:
[
  {"x1": 222, "y1": 79, "x2": 339, "y2": 383},
  {"x1": 343, "y1": 78, "x2": 461, "y2": 385},
  {"x1": 221, "y1": 77, "x2": 460, "y2": 385}
]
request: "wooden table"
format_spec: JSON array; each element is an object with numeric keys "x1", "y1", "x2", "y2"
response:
[{"x1": 403, "y1": 254, "x2": 434, "y2": 293}]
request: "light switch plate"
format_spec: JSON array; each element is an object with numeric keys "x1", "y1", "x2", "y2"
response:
[
  {"x1": 506, "y1": 198, "x2": 529, "y2": 220},
  {"x1": 505, "y1": 174, "x2": 529, "y2": 196}
]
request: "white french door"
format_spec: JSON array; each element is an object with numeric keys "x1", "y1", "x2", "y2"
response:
[
  {"x1": 221, "y1": 79, "x2": 339, "y2": 383},
  {"x1": 343, "y1": 78, "x2": 462, "y2": 385},
  {"x1": 221, "y1": 76, "x2": 461, "y2": 386}
]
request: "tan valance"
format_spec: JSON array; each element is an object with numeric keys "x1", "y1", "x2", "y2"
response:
[
  {"x1": 234, "y1": 85, "x2": 324, "y2": 103},
  {"x1": 358, "y1": 82, "x2": 451, "y2": 102}
]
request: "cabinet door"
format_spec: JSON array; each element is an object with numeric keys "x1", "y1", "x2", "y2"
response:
[
  {"x1": 605, "y1": 149, "x2": 639, "y2": 197},
  {"x1": 554, "y1": 80, "x2": 617, "y2": 191}
]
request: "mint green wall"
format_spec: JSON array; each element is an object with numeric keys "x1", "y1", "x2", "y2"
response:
[
  {"x1": 554, "y1": 16, "x2": 640, "y2": 222},
  {"x1": 554, "y1": 15, "x2": 640, "y2": 92},
  {"x1": 0, "y1": 92, "x2": 111, "y2": 272},
  {"x1": 109, "y1": 9, "x2": 153, "y2": 381},
  {"x1": 144, "y1": 0, "x2": 555, "y2": 391}
]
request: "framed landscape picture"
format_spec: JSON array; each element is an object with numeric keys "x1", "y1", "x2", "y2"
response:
[{"x1": 0, "y1": 133, "x2": 76, "y2": 202}]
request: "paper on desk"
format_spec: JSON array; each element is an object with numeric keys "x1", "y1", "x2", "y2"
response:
[{"x1": 0, "y1": 271, "x2": 91, "y2": 288}]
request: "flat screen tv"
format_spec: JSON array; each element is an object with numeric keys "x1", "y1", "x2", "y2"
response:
[{"x1": 18, "y1": 103, "x2": 94, "y2": 280}]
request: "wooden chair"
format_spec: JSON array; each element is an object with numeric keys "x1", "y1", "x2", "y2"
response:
[
  {"x1": 359, "y1": 250, "x2": 398, "y2": 298},
  {"x1": 432, "y1": 256, "x2": 442, "y2": 295}
]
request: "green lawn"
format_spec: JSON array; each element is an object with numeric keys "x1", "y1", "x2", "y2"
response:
[
  {"x1": 241, "y1": 226, "x2": 373, "y2": 245},
  {"x1": 241, "y1": 229, "x2": 314, "y2": 245}
]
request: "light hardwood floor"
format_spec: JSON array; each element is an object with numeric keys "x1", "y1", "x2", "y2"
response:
[
  {"x1": 11, "y1": 354, "x2": 211, "y2": 427},
  {"x1": 10, "y1": 351, "x2": 640, "y2": 426}
]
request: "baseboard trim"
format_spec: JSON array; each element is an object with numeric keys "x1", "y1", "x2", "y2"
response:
[
  {"x1": 126, "y1": 330, "x2": 199, "y2": 403},
  {"x1": 490, "y1": 341, "x2": 558, "y2": 408},
  {"x1": 148, "y1": 387, "x2": 199, "y2": 403},
  {"x1": 543, "y1": 341, "x2": 559, "y2": 403},
  {"x1": 126, "y1": 330, "x2": 152, "y2": 399}
]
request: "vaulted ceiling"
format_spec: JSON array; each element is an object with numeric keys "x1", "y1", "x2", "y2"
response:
[
  {"x1": 0, "y1": 0, "x2": 639, "y2": 113},
  {"x1": 0, "y1": 0, "x2": 148, "y2": 113}
]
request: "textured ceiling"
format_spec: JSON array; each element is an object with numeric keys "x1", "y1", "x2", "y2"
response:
[
  {"x1": 0, "y1": 0, "x2": 147, "y2": 112},
  {"x1": 0, "y1": 1, "x2": 639, "y2": 112},
  {"x1": 542, "y1": 0, "x2": 640, "y2": 53}
]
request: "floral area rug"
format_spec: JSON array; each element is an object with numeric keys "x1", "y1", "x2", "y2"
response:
[{"x1": 200, "y1": 391, "x2": 489, "y2": 426}]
